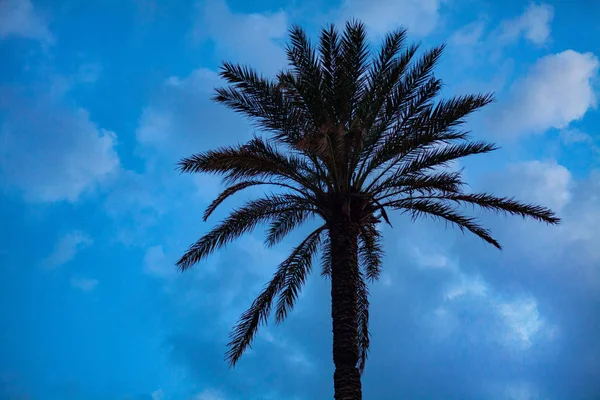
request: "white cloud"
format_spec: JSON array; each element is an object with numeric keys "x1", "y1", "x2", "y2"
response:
[
  {"x1": 498, "y1": 3, "x2": 554, "y2": 46},
  {"x1": 135, "y1": 68, "x2": 234, "y2": 162},
  {"x1": 449, "y1": 19, "x2": 486, "y2": 47},
  {"x1": 443, "y1": 274, "x2": 488, "y2": 300},
  {"x1": 482, "y1": 161, "x2": 600, "y2": 289},
  {"x1": 504, "y1": 161, "x2": 572, "y2": 212},
  {"x1": 497, "y1": 296, "x2": 551, "y2": 350},
  {"x1": 70, "y1": 277, "x2": 99, "y2": 292},
  {"x1": 0, "y1": 88, "x2": 120, "y2": 203},
  {"x1": 492, "y1": 50, "x2": 599, "y2": 137},
  {"x1": 144, "y1": 245, "x2": 176, "y2": 279},
  {"x1": 43, "y1": 231, "x2": 92, "y2": 268},
  {"x1": 428, "y1": 264, "x2": 557, "y2": 351},
  {"x1": 192, "y1": 0, "x2": 287, "y2": 73},
  {"x1": 0, "y1": 0, "x2": 53, "y2": 43},
  {"x1": 411, "y1": 246, "x2": 451, "y2": 270},
  {"x1": 338, "y1": 0, "x2": 444, "y2": 37}
]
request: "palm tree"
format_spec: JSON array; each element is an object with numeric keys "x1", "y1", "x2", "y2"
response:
[{"x1": 175, "y1": 21, "x2": 560, "y2": 400}]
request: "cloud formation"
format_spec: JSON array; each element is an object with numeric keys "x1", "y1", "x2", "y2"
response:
[
  {"x1": 491, "y1": 50, "x2": 599, "y2": 137},
  {"x1": 0, "y1": 0, "x2": 53, "y2": 43},
  {"x1": 43, "y1": 230, "x2": 92, "y2": 268},
  {"x1": 0, "y1": 87, "x2": 120, "y2": 202},
  {"x1": 192, "y1": 0, "x2": 287, "y2": 73},
  {"x1": 338, "y1": 0, "x2": 443, "y2": 37},
  {"x1": 498, "y1": 3, "x2": 554, "y2": 46}
]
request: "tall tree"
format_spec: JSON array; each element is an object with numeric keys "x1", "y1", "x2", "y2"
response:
[{"x1": 175, "y1": 21, "x2": 560, "y2": 400}]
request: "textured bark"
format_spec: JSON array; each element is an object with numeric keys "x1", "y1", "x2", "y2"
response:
[{"x1": 330, "y1": 218, "x2": 362, "y2": 400}]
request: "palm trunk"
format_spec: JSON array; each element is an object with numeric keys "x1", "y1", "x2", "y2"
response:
[{"x1": 330, "y1": 219, "x2": 362, "y2": 400}]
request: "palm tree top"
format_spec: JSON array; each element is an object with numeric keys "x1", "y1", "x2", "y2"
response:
[{"x1": 175, "y1": 21, "x2": 560, "y2": 370}]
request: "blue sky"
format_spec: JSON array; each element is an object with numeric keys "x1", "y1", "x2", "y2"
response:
[{"x1": 1, "y1": 0, "x2": 599, "y2": 399}]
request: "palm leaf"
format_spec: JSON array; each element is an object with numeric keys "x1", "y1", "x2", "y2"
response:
[
  {"x1": 390, "y1": 198, "x2": 501, "y2": 248},
  {"x1": 275, "y1": 226, "x2": 325, "y2": 322},
  {"x1": 176, "y1": 195, "x2": 313, "y2": 270},
  {"x1": 265, "y1": 208, "x2": 314, "y2": 247},
  {"x1": 414, "y1": 192, "x2": 560, "y2": 224},
  {"x1": 356, "y1": 270, "x2": 370, "y2": 374},
  {"x1": 359, "y1": 224, "x2": 384, "y2": 281}
]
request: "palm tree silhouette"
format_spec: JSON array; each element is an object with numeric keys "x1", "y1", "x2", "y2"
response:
[{"x1": 176, "y1": 21, "x2": 560, "y2": 400}]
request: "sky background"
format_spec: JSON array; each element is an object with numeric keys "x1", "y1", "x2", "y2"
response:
[{"x1": 1, "y1": 0, "x2": 600, "y2": 399}]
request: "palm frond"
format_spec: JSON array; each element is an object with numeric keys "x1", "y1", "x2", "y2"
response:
[
  {"x1": 373, "y1": 170, "x2": 465, "y2": 200},
  {"x1": 318, "y1": 24, "x2": 341, "y2": 122},
  {"x1": 214, "y1": 63, "x2": 311, "y2": 143},
  {"x1": 284, "y1": 25, "x2": 327, "y2": 126},
  {"x1": 362, "y1": 44, "x2": 445, "y2": 153},
  {"x1": 359, "y1": 224, "x2": 384, "y2": 282},
  {"x1": 337, "y1": 20, "x2": 370, "y2": 126},
  {"x1": 275, "y1": 226, "x2": 326, "y2": 323},
  {"x1": 265, "y1": 207, "x2": 314, "y2": 247},
  {"x1": 415, "y1": 193, "x2": 560, "y2": 224},
  {"x1": 176, "y1": 195, "x2": 313, "y2": 270},
  {"x1": 391, "y1": 198, "x2": 501, "y2": 249},
  {"x1": 204, "y1": 180, "x2": 266, "y2": 221},
  {"x1": 177, "y1": 137, "x2": 320, "y2": 193},
  {"x1": 320, "y1": 235, "x2": 332, "y2": 277},
  {"x1": 225, "y1": 258, "x2": 288, "y2": 367},
  {"x1": 356, "y1": 270, "x2": 370, "y2": 374},
  {"x1": 396, "y1": 141, "x2": 497, "y2": 177},
  {"x1": 354, "y1": 28, "x2": 406, "y2": 124},
  {"x1": 356, "y1": 77, "x2": 444, "y2": 183}
]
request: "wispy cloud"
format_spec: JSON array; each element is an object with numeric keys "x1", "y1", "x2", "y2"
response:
[
  {"x1": 43, "y1": 230, "x2": 92, "y2": 268},
  {"x1": 0, "y1": 0, "x2": 53, "y2": 44},
  {"x1": 144, "y1": 245, "x2": 176, "y2": 279},
  {"x1": 497, "y1": 3, "x2": 554, "y2": 46},
  {"x1": 0, "y1": 67, "x2": 120, "y2": 203},
  {"x1": 70, "y1": 277, "x2": 99, "y2": 292},
  {"x1": 192, "y1": 0, "x2": 287, "y2": 74},
  {"x1": 338, "y1": 0, "x2": 444, "y2": 37}
]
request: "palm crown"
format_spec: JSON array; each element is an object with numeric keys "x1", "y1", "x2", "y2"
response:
[{"x1": 176, "y1": 20, "x2": 559, "y2": 388}]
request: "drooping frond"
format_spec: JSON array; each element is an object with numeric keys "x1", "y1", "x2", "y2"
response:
[
  {"x1": 204, "y1": 180, "x2": 268, "y2": 221},
  {"x1": 225, "y1": 258, "x2": 288, "y2": 367},
  {"x1": 358, "y1": 224, "x2": 384, "y2": 282},
  {"x1": 265, "y1": 207, "x2": 314, "y2": 247},
  {"x1": 176, "y1": 195, "x2": 315, "y2": 270},
  {"x1": 275, "y1": 226, "x2": 326, "y2": 323},
  {"x1": 391, "y1": 198, "x2": 501, "y2": 248},
  {"x1": 356, "y1": 270, "x2": 370, "y2": 374},
  {"x1": 226, "y1": 225, "x2": 326, "y2": 366},
  {"x1": 320, "y1": 235, "x2": 332, "y2": 278},
  {"x1": 407, "y1": 193, "x2": 560, "y2": 224}
]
